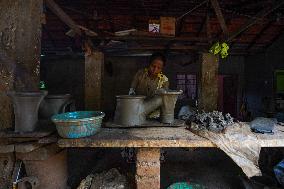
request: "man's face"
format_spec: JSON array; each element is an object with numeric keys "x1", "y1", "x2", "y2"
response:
[{"x1": 149, "y1": 59, "x2": 163, "y2": 76}]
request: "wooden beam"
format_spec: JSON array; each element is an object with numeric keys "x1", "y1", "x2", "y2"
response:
[
  {"x1": 176, "y1": 17, "x2": 185, "y2": 37},
  {"x1": 265, "y1": 27, "x2": 284, "y2": 50},
  {"x1": 94, "y1": 36, "x2": 209, "y2": 42},
  {"x1": 198, "y1": 53, "x2": 219, "y2": 112},
  {"x1": 0, "y1": 0, "x2": 43, "y2": 129},
  {"x1": 210, "y1": 0, "x2": 228, "y2": 36},
  {"x1": 125, "y1": 45, "x2": 206, "y2": 51},
  {"x1": 85, "y1": 50, "x2": 104, "y2": 110},
  {"x1": 246, "y1": 20, "x2": 274, "y2": 50},
  {"x1": 206, "y1": 11, "x2": 212, "y2": 44},
  {"x1": 197, "y1": 12, "x2": 208, "y2": 37},
  {"x1": 42, "y1": 25, "x2": 56, "y2": 48},
  {"x1": 45, "y1": 0, "x2": 81, "y2": 35},
  {"x1": 177, "y1": 0, "x2": 208, "y2": 21},
  {"x1": 227, "y1": 0, "x2": 284, "y2": 42}
]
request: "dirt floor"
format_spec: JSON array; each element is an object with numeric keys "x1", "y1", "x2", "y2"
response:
[{"x1": 67, "y1": 148, "x2": 281, "y2": 189}]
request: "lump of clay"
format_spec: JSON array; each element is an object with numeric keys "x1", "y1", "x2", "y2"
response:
[
  {"x1": 193, "y1": 111, "x2": 234, "y2": 132},
  {"x1": 77, "y1": 168, "x2": 129, "y2": 189}
]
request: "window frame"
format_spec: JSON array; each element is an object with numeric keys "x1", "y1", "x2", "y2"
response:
[{"x1": 176, "y1": 72, "x2": 198, "y2": 100}]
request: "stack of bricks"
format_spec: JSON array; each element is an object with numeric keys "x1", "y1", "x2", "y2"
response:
[{"x1": 135, "y1": 148, "x2": 161, "y2": 189}]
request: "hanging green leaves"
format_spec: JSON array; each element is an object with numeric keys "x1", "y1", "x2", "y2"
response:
[{"x1": 209, "y1": 42, "x2": 229, "y2": 59}]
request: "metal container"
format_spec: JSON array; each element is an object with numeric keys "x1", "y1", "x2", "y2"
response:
[
  {"x1": 114, "y1": 95, "x2": 147, "y2": 126},
  {"x1": 51, "y1": 111, "x2": 105, "y2": 138}
]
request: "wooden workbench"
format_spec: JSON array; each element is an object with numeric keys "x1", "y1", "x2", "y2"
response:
[
  {"x1": 58, "y1": 125, "x2": 284, "y2": 189},
  {"x1": 58, "y1": 126, "x2": 284, "y2": 148}
]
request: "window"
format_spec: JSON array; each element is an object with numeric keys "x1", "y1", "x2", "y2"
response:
[{"x1": 176, "y1": 74, "x2": 197, "y2": 99}]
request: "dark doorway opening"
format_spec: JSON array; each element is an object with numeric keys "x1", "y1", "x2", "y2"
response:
[{"x1": 218, "y1": 75, "x2": 238, "y2": 117}]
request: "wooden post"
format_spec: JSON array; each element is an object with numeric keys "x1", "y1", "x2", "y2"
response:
[
  {"x1": 85, "y1": 51, "x2": 104, "y2": 110},
  {"x1": 198, "y1": 53, "x2": 219, "y2": 112},
  {"x1": 0, "y1": 0, "x2": 43, "y2": 129},
  {"x1": 136, "y1": 148, "x2": 160, "y2": 189}
]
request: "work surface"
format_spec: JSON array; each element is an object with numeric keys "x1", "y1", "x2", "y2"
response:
[{"x1": 58, "y1": 124, "x2": 284, "y2": 148}]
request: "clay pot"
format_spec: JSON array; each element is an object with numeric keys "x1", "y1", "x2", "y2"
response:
[
  {"x1": 8, "y1": 91, "x2": 48, "y2": 132},
  {"x1": 39, "y1": 94, "x2": 75, "y2": 119}
]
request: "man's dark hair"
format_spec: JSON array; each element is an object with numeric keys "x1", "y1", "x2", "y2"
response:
[{"x1": 149, "y1": 52, "x2": 166, "y2": 66}]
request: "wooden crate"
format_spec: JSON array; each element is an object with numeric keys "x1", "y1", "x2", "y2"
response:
[{"x1": 160, "y1": 17, "x2": 176, "y2": 36}]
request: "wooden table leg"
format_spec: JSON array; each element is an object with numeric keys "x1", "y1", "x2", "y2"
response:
[{"x1": 136, "y1": 148, "x2": 160, "y2": 189}]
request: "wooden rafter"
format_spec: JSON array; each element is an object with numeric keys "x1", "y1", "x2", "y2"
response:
[
  {"x1": 42, "y1": 25, "x2": 56, "y2": 48},
  {"x1": 246, "y1": 20, "x2": 274, "y2": 50},
  {"x1": 197, "y1": 3, "x2": 209, "y2": 37},
  {"x1": 45, "y1": 0, "x2": 82, "y2": 35},
  {"x1": 176, "y1": 18, "x2": 185, "y2": 37},
  {"x1": 227, "y1": 0, "x2": 284, "y2": 42},
  {"x1": 94, "y1": 35, "x2": 209, "y2": 42},
  {"x1": 123, "y1": 45, "x2": 206, "y2": 51},
  {"x1": 265, "y1": 27, "x2": 284, "y2": 49},
  {"x1": 210, "y1": 0, "x2": 228, "y2": 36},
  {"x1": 206, "y1": 11, "x2": 212, "y2": 44}
]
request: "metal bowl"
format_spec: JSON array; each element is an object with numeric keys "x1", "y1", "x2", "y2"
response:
[{"x1": 51, "y1": 111, "x2": 105, "y2": 138}]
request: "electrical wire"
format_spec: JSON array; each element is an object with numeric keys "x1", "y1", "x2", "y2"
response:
[{"x1": 177, "y1": 0, "x2": 209, "y2": 21}]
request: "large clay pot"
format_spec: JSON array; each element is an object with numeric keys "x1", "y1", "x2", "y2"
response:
[
  {"x1": 8, "y1": 91, "x2": 48, "y2": 132},
  {"x1": 39, "y1": 94, "x2": 75, "y2": 119}
]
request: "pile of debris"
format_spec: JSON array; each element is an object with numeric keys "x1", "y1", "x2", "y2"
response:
[
  {"x1": 77, "y1": 168, "x2": 129, "y2": 189},
  {"x1": 191, "y1": 111, "x2": 234, "y2": 132}
]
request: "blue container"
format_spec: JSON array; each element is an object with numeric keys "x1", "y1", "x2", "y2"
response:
[
  {"x1": 167, "y1": 182, "x2": 206, "y2": 189},
  {"x1": 51, "y1": 111, "x2": 105, "y2": 138}
]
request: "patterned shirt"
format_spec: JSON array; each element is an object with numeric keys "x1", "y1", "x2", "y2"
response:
[{"x1": 131, "y1": 69, "x2": 169, "y2": 97}]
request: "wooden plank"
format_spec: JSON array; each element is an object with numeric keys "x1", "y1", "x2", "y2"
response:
[
  {"x1": 94, "y1": 35, "x2": 209, "y2": 42},
  {"x1": 196, "y1": 11, "x2": 208, "y2": 37},
  {"x1": 16, "y1": 143, "x2": 62, "y2": 160},
  {"x1": 0, "y1": 130, "x2": 54, "y2": 138},
  {"x1": 264, "y1": 27, "x2": 284, "y2": 50},
  {"x1": 58, "y1": 127, "x2": 216, "y2": 148},
  {"x1": 45, "y1": 0, "x2": 81, "y2": 35},
  {"x1": 126, "y1": 45, "x2": 206, "y2": 51},
  {"x1": 58, "y1": 124, "x2": 284, "y2": 148},
  {"x1": 38, "y1": 133, "x2": 59, "y2": 144},
  {"x1": 0, "y1": 144, "x2": 15, "y2": 153},
  {"x1": 0, "y1": 120, "x2": 55, "y2": 138},
  {"x1": 246, "y1": 20, "x2": 274, "y2": 50},
  {"x1": 206, "y1": 12, "x2": 212, "y2": 44},
  {"x1": 15, "y1": 142, "x2": 45, "y2": 153},
  {"x1": 0, "y1": 132, "x2": 57, "y2": 145},
  {"x1": 210, "y1": 0, "x2": 228, "y2": 36},
  {"x1": 227, "y1": 0, "x2": 284, "y2": 42}
]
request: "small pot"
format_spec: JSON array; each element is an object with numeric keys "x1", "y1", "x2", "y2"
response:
[
  {"x1": 8, "y1": 91, "x2": 48, "y2": 132},
  {"x1": 39, "y1": 94, "x2": 75, "y2": 119}
]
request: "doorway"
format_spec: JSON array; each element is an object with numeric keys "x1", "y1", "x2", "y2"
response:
[{"x1": 218, "y1": 75, "x2": 238, "y2": 117}]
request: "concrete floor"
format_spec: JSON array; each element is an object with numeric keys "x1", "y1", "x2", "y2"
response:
[{"x1": 67, "y1": 148, "x2": 279, "y2": 189}]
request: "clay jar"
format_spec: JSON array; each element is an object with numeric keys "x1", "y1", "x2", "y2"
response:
[
  {"x1": 39, "y1": 94, "x2": 74, "y2": 119},
  {"x1": 8, "y1": 91, "x2": 48, "y2": 132}
]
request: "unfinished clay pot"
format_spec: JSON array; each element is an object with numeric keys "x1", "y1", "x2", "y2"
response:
[
  {"x1": 8, "y1": 91, "x2": 48, "y2": 132},
  {"x1": 39, "y1": 94, "x2": 75, "y2": 119},
  {"x1": 114, "y1": 90, "x2": 182, "y2": 126}
]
